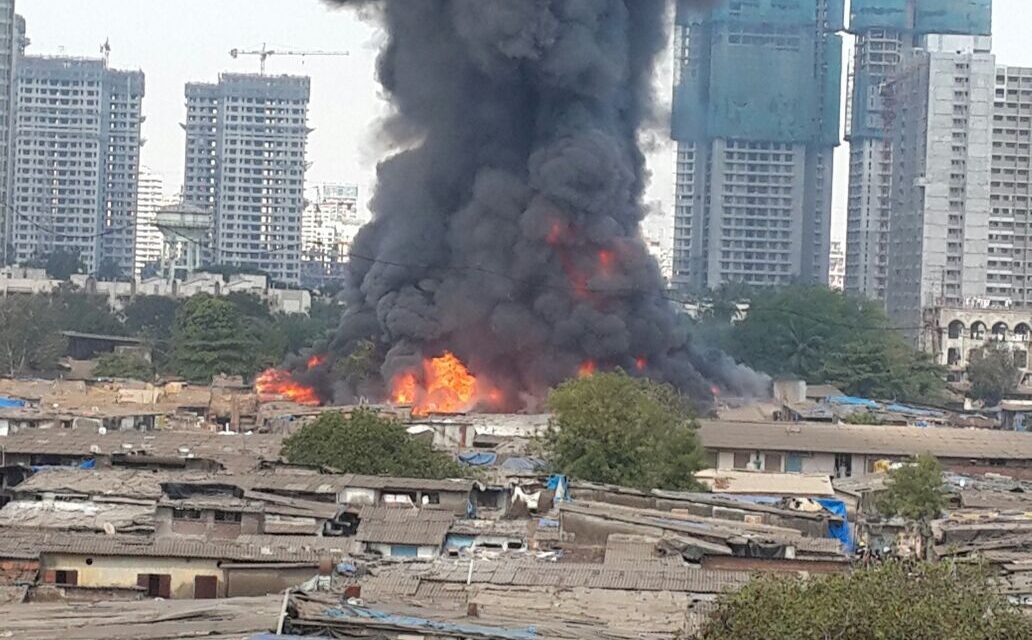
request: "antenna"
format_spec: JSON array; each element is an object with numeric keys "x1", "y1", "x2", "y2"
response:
[{"x1": 100, "y1": 38, "x2": 111, "y2": 65}]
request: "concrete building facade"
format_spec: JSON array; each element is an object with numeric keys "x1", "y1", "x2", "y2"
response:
[
  {"x1": 300, "y1": 183, "x2": 362, "y2": 289},
  {"x1": 884, "y1": 35, "x2": 996, "y2": 332},
  {"x1": 923, "y1": 305, "x2": 1032, "y2": 385},
  {"x1": 670, "y1": 0, "x2": 844, "y2": 291},
  {"x1": 10, "y1": 57, "x2": 144, "y2": 275},
  {"x1": 0, "y1": 3, "x2": 22, "y2": 258},
  {"x1": 989, "y1": 66, "x2": 1032, "y2": 305},
  {"x1": 845, "y1": 0, "x2": 994, "y2": 300},
  {"x1": 132, "y1": 167, "x2": 164, "y2": 277},
  {"x1": 183, "y1": 74, "x2": 310, "y2": 286}
]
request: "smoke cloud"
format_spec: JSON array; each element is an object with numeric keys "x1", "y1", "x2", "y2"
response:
[{"x1": 301, "y1": 0, "x2": 768, "y2": 407}]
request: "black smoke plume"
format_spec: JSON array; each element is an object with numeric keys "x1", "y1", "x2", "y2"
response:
[{"x1": 297, "y1": 0, "x2": 767, "y2": 408}]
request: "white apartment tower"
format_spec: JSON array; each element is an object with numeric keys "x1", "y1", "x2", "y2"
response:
[
  {"x1": 884, "y1": 35, "x2": 996, "y2": 333},
  {"x1": 300, "y1": 183, "x2": 362, "y2": 288},
  {"x1": 132, "y1": 167, "x2": 164, "y2": 277},
  {"x1": 182, "y1": 74, "x2": 310, "y2": 285},
  {"x1": 10, "y1": 57, "x2": 145, "y2": 276}
]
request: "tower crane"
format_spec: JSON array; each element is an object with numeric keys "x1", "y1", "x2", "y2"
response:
[{"x1": 229, "y1": 43, "x2": 349, "y2": 75}]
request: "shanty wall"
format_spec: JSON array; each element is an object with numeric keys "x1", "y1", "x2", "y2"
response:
[
  {"x1": 366, "y1": 543, "x2": 439, "y2": 559},
  {"x1": 40, "y1": 554, "x2": 222, "y2": 599},
  {"x1": 154, "y1": 507, "x2": 263, "y2": 539},
  {"x1": 223, "y1": 565, "x2": 317, "y2": 597}
]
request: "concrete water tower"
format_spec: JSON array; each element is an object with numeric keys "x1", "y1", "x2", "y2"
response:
[{"x1": 155, "y1": 203, "x2": 212, "y2": 283}]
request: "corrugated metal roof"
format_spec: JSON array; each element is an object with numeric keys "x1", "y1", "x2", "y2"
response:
[
  {"x1": 356, "y1": 518, "x2": 452, "y2": 546},
  {"x1": 422, "y1": 561, "x2": 748, "y2": 593},
  {"x1": 699, "y1": 420, "x2": 1032, "y2": 459},
  {"x1": 0, "y1": 527, "x2": 341, "y2": 563}
]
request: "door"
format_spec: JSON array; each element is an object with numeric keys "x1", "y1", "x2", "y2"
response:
[
  {"x1": 194, "y1": 575, "x2": 218, "y2": 599},
  {"x1": 785, "y1": 453, "x2": 803, "y2": 473},
  {"x1": 138, "y1": 573, "x2": 172, "y2": 598}
]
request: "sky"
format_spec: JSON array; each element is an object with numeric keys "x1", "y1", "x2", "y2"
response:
[{"x1": 16, "y1": 0, "x2": 1032, "y2": 245}]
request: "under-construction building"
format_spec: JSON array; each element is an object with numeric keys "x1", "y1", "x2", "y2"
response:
[
  {"x1": 671, "y1": 0, "x2": 845, "y2": 291},
  {"x1": 10, "y1": 56, "x2": 145, "y2": 275},
  {"x1": 844, "y1": 0, "x2": 994, "y2": 300},
  {"x1": 182, "y1": 74, "x2": 310, "y2": 286}
]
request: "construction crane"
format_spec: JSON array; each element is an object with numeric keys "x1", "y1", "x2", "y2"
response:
[{"x1": 229, "y1": 43, "x2": 349, "y2": 75}]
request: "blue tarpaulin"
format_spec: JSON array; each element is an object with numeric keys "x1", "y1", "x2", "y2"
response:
[
  {"x1": 458, "y1": 451, "x2": 498, "y2": 467},
  {"x1": 816, "y1": 498, "x2": 853, "y2": 553},
  {"x1": 0, "y1": 397, "x2": 25, "y2": 408},
  {"x1": 826, "y1": 396, "x2": 879, "y2": 409},
  {"x1": 323, "y1": 604, "x2": 537, "y2": 639}
]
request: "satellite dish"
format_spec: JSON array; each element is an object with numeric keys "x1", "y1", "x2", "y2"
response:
[
  {"x1": 89, "y1": 445, "x2": 101, "y2": 454},
  {"x1": 102, "y1": 522, "x2": 115, "y2": 535},
  {"x1": 98, "y1": 427, "x2": 107, "y2": 435}
]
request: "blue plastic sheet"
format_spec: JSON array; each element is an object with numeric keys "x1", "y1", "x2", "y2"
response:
[
  {"x1": 816, "y1": 498, "x2": 853, "y2": 553},
  {"x1": 0, "y1": 397, "x2": 25, "y2": 408},
  {"x1": 458, "y1": 451, "x2": 498, "y2": 466},
  {"x1": 826, "y1": 396, "x2": 879, "y2": 408}
]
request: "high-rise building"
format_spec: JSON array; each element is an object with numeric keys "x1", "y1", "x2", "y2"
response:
[
  {"x1": 670, "y1": 0, "x2": 845, "y2": 291},
  {"x1": 0, "y1": 4, "x2": 23, "y2": 262},
  {"x1": 133, "y1": 167, "x2": 164, "y2": 277},
  {"x1": 884, "y1": 34, "x2": 996, "y2": 333},
  {"x1": 845, "y1": 0, "x2": 994, "y2": 300},
  {"x1": 300, "y1": 183, "x2": 362, "y2": 288},
  {"x1": 10, "y1": 57, "x2": 144, "y2": 275},
  {"x1": 992, "y1": 66, "x2": 1032, "y2": 306},
  {"x1": 182, "y1": 74, "x2": 310, "y2": 286},
  {"x1": 829, "y1": 240, "x2": 846, "y2": 291}
]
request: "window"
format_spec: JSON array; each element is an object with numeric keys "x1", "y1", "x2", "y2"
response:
[
  {"x1": 733, "y1": 452, "x2": 752, "y2": 470},
  {"x1": 173, "y1": 509, "x2": 202, "y2": 520},
  {"x1": 764, "y1": 453, "x2": 783, "y2": 472},
  {"x1": 50, "y1": 570, "x2": 78, "y2": 586},
  {"x1": 214, "y1": 510, "x2": 242, "y2": 523},
  {"x1": 785, "y1": 453, "x2": 804, "y2": 474}
]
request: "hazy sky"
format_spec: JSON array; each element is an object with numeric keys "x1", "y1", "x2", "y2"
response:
[{"x1": 17, "y1": 0, "x2": 1032, "y2": 243}]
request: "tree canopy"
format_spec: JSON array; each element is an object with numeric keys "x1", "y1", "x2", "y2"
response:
[
  {"x1": 281, "y1": 409, "x2": 465, "y2": 479},
  {"x1": 93, "y1": 353, "x2": 154, "y2": 381},
  {"x1": 42, "y1": 249, "x2": 83, "y2": 280},
  {"x1": 727, "y1": 286, "x2": 946, "y2": 402},
  {"x1": 698, "y1": 562, "x2": 1032, "y2": 640},
  {"x1": 544, "y1": 370, "x2": 703, "y2": 491},
  {"x1": 170, "y1": 294, "x2": 259, "y2": 382},
  {"x1": 0, "y1": 296, "x2": 65, "y2": 375},
  {"x1": 967, "y1": 344, "x2": 1021, "y2": 406},
  {"x1": 877, "y1": 454, "x2": 947, "y2": 521}
]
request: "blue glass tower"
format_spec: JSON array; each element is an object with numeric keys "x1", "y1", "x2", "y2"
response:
[{"x1": 671, "y1": 0, "x2": 845, "y2": 291}]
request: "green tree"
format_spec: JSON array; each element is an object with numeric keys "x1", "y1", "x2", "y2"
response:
[
  {"x1": 544, "y1": 370, "x2": 703, "y2": 491},
  {"x1": 967, "y1": 344, "x2": 1021, "y2": 406},
  {"x1": 729, "y1": 286, "x2": 946, "y2": 402},
  {"x1": 123, "y1": 295, "x2": 181, "y2": 373},
  {"x1": 51, "y1": 289, "x2": 124, "y2": 335},
  {"x1": 43, "y1": 249, "x2": 84, "y2": 280},
  {"x1": 281, "y1": 409, "x2": 465, "y2": 479},
  {"x1": 96, "y1": 258, "x2": 127, "y2": 282},
  {"x1": 93, "y1": 353, "x2": 154, "y2": 381},
  {"x1": 877, "y1": 454, "x2": 947, "y2": 522},
  {"x1": 698, "y1": 562, "x2": 1032, "y2": 640},
  {"x1": 170, "y1": 294, "x2": 259, "y2": 383},
  {"x1": 0, "y1": 296, "x2": 65, "y2": 375}
]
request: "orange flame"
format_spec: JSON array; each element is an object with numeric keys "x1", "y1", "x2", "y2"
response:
[
  {"x1": 307, "y1": 355, "x2": 325, "y2": 369},
  {"x1": 390, "y1": 351, "x2": 488, "y2": 416},
  {"x1": 635, "y1": 357, "x2": 647, "y2": 371},
  {"x1": 256, "y1": 369, "x2": 321, "y2": 405},
  {"x1": 578, "y1": 360, "x2": 597, "y2": 378},
  {"x1": 392, "y1": 372, "x2": 419, "y2": 405},
  {"x1": 598, "y1": 249, "x2": 615, "y2": 274}
]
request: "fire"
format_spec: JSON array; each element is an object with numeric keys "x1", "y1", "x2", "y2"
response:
[
  {"x1": 710, "y1": 384, "x2": 722, "y2": 397},
  {"x1": 547, "y1": 221, "x2": 564, "y2": 245},
  {"x1": 307, "y1": 355, "x2": 325, "y2": 369},
  {"x1": 392, "y1": 372, "x2": 419, "y2": 405},
  {"x1": 390, "y1": 351, "x2": 487, "y2": 416},
  {"x1": 598, "y1": 249, "x2": 615, "y2": 274},
  {"x1": 255, "y1": 369, "x2": 320, "y2": 405},
  {"x1": 635, "y1": 356, "x2": 647, "y2": 371},
  {"x1": 578, "y1": 360, "x2": 597, "y2": 378}
]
